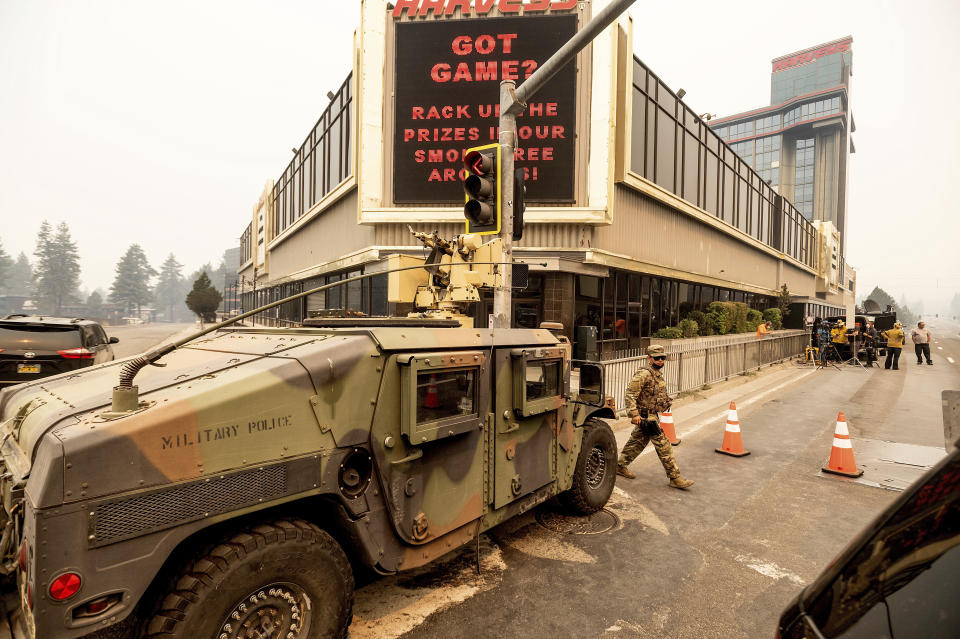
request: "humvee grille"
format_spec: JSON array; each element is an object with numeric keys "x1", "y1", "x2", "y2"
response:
[{"x1": 90, "y1": 466, "x2": 288, "y2": 547}]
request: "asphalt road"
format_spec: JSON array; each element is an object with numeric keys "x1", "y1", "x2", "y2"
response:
[
  {"x1": 103, "y1": 322, "x2": 195, "y2": 358},
  {"x1": 346, "y1": 318, "x2": 960, "y2": 639}
]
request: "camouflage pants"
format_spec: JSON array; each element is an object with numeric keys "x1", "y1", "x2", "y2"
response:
[{"x1": 618, "y1": 420, "x2": 680, "y2": 479}]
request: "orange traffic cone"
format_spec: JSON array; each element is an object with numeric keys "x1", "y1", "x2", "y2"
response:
[
  {"x1": 660, "y1": 411, "x2": 681, "y2": 446},
  {"x1": 822, "y1": 412, "x2": 863, "y2": 477},
  {"x1": 424, "y1": 374, "x2": 440, "y2": 409},
  {"x1": 716, "y1": 401, "x2": 750, "y2": 457}
]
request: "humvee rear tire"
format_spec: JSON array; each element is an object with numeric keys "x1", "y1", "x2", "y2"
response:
[
  {"x1": 559, "y1": 418, "x2": 617, "y2": 515},
  {"x1": 143, "y1": 519, "x2": 353, "y2": 639}
]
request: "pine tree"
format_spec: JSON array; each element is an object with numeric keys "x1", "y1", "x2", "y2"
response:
[
  {"x1": 185, "y1": 271, "x2": 223, "y2": 324},
  {"x1": 6, "y1": 253, "x2": 33, "y2": 296},
  {"x1": 33, "y1": 221, "x2": 81, "y2": 314},
  {"x1": 776, "y1": 284, "x2": 792, "y2": 317},
  {"x1": 154, "y1": 254, "x2": 184, "y2": 322},
  {"x1": 86, "y1": 291, "x2": 105, "y2": 320},
  {"x1": 0, "y1": 239, "x2": 12, "y2": 293},
  {"x1": 109, "y1": 244, "x2": 157, "y2": 318}
]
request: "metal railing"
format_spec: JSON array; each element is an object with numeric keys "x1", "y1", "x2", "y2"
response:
[
  {"x1": 599, "y1": 330, "x2": 808, "y2": 411},
  {"x1": 249, "y1": 316, "x2": 301, "y2": 328}
]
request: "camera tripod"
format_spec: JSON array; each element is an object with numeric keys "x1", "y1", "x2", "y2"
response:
[
  {"x1": 816, "y1": 342, "x2": 843, "y2": 370},
  {"x1": 841, "y1": 333, "x2": 869, "y2": 370}
]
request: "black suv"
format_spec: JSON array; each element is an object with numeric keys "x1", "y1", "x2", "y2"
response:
[{"x1": 0, "y1": 315, "x2": 118, "y2": 387}]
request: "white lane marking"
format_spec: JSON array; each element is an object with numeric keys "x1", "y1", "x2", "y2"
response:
[
  {"x1": 621, "y1": 368, "x2": 818, "y2": 461},
  {"x1": 938, "y1": 346, "x2": 943, "y2": 350},
  {"x1": 734, "y1": 554, "x2": 806, "y2": 586},
  {"x1": 678, "y1": 369, "x2": 819, "y2": 440},
  {"x1": 949, "y1": 357, "x2": 956, "y2": 364}
]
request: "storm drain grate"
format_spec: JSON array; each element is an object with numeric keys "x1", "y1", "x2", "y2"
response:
[
  {"x1": 91, "y1": 466, "x2": 287, "y2": 547},
  {"x1": 535, "y1": 508, "x2": 620, "y2": 535}
]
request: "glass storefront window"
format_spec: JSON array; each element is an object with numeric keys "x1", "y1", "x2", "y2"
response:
[
  {"x1": 514, "y1": 302, "x2": 541, "y2": 329},
  {"x1": 628, "y1": 274, "x2": 642, "y2": 339},
  {"x1": 649, "y1": 279, "x2": 662, "y2": 333}
]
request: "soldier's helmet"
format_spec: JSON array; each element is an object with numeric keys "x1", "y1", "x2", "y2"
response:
[{"x1": 646, "y1": 345, "x2": 667, "y2": 358}]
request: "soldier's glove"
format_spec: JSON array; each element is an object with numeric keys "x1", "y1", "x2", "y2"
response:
[{"x1": 640, "y1": 419, "x2": 663, "y2": 437}]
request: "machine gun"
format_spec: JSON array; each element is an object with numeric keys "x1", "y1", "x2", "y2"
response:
[{"x1": 388, "y1": 227, "x2": 507, "y2": 325}]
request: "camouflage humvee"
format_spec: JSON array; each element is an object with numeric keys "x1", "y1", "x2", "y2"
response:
[{"x1": 0, "y1": 315, "x2": 616, "y2": 638}]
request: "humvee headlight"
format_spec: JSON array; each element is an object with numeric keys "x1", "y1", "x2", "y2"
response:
[{"x1": 49, "y1": 572, "x2": 82, "y2": 601}]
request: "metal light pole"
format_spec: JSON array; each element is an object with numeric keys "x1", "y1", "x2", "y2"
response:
[{"x1": 492, "y1": 0, "x2": 636, "y2": 328}]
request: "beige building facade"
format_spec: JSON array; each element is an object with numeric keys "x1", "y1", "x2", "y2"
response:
[{"x1": 238, "y1": 0, "x2": 855, "y2": 357}]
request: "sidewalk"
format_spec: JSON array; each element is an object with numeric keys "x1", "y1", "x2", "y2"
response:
[{"x1": 609, "y1": 359, "x2": 820, "y2": 453}]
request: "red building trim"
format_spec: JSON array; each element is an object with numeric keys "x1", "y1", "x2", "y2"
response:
[{"x1": 710, "y1": 86, "x2": 847, "y2": 125}]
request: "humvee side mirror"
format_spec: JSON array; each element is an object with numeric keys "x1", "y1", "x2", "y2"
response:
[
  {"x1": 574, "y1": 361, "x2": 605, "y2": 407},
  {"x1": 109, "y1": 337, "x2": 119, "y2": 344}
]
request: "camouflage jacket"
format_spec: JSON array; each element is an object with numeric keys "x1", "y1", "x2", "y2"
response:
[{"x1": 624, "y1": 366, "x2": 670, "y2": 419}]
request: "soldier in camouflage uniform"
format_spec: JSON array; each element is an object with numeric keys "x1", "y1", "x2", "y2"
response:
[{"x1": 616, "y1": 345, "x2": 694, "y2": 489}]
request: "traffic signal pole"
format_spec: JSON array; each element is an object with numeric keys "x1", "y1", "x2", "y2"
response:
[
  {"x1": 492, "y1": 80, "x2": 517, "y2": 329},
  {"x1": 492, "y1": 0, "x2": 636, "y2": 329}
]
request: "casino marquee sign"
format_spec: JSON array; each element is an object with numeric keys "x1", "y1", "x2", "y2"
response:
[{"x1": 390, "y1": 0, "x2": 580, "y2": 204}]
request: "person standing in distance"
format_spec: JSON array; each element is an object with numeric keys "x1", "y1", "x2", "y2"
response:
[
  {"x1": 616, "y1": 345, "x2": 694, "y2": 489},
  {"x1": 910, "y1": 321, "x2": 933, "y2": 365},
  {"x1": 864, "y1": 320, "x2": 879, "y2": 366},
  {"x1": 831, "y1": 320, "x2": 850, "y2": 359},
  {"x1": 882, "y1": 321, "x2": 905, "y2": 370}
]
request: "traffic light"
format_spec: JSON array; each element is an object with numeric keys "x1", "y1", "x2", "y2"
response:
[{"x1": 462, "y1": 143, "x2": 501, "y2": 235}]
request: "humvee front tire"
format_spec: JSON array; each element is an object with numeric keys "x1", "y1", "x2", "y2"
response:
[
  {"x1": 559, "y1": 418, "x2": 617, "y2": 515},
  {"x1": 144, "y1": 519, "x2": 353, "y2": 639}
]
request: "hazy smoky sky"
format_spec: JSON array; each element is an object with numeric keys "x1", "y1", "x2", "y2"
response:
[{"x1": 1, "y1": 0, "x2": 957, "y2": 311}]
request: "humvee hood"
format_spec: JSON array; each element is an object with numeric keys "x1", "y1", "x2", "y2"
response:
[{"x1": 0, "y1": 331, "x2": 374, "y2": 489}]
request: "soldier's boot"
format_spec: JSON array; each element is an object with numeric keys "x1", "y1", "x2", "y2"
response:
[
  {"x1": 651, "y1": 434, "x2": 692, "y2": 489},
  {"x1": 617, "y1": 429, "x2": 650, "y2": 480}
]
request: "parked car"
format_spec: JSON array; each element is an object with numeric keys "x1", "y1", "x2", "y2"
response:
[
  {"x1": 777, "y1": 440, "x2": 959, "y2": 638},
  {"x1": 0, "y1": 315, "x2": 118, "y2": 387}
]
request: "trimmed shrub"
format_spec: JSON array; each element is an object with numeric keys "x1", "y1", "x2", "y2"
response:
[
  {"x1": 653, "y1": 326, "x2": 683, "y2": 339},
  {"x1": 686, "y1": 310, "x2": 712, "y2": 336},
  {"x1": 678, "y1": 318, "x2": 699, "y2": 338},
  {"x1": 763, "y1": 307, "x2": 783, "y2": 330},
  {"x1": 705, "y1": 302, "x2": 733, "y2": 334},
  {"x1": 732, "y1": 303, "x2": 750, "y2": 333},
  {"x1": 746, "y1": 309, "x2": 763, "y2": 332},
  {"x1": 686, "y1": 309, "x2": 706, "y2": 326},
  {"x1": 704, "y1": 309, "x2": 725, "y2": 334}
]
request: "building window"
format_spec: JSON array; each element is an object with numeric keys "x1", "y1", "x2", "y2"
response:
[
  {"x1": 783, "y1": 96, "x2": 842, "y2": 128},
  {"x1": 795, "y1": 138, "x2": 815, "y2": 219},
  {"x1": 756, "y1": 114, "x2": 781, "y2": 135},
  {"x1": 755, "y1": 136, "x2": 781, "y2": 189}
]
